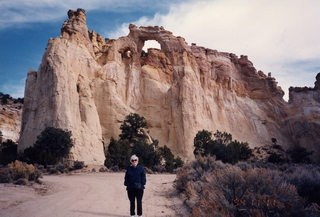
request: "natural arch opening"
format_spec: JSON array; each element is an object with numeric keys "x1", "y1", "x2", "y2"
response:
[{"x1": 141, "y1": 40, "x2": 161, "y2": 57}]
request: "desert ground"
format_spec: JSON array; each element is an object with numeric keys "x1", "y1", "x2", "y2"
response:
[{"x1": 0, "y1": 170, "x2": 188, "y2": 217}]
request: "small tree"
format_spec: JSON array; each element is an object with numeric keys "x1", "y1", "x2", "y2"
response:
[
  {"x1": 214, "y1": 130, "x2": 233, "y2": 146},
  {"x1": 19, "y1": 127, "x2": 73, "y2": 166},
  {"x1": 158, "y1": 145, "x2": 175, "y2": 172},
  {"x1": 106, "y1": 113, "x2": 183, "y2": 172},
  {"x1": 104, "y1": 138, "x2": 131, "y2": 169},
  {"x1": 0, "y1": 139, "x2": 18, "y2": 165},
  {"x1": 268, "y1": 152, "x2": 285, "y2": 163},
  {"x1": 288, "y1": 145, "x2": 313, "y2": 163},
  {"x1": 119, "y1": 113, "x2": 148, "y2": 145},
  {"x1": 193, "y1": 130, "x2": 213, "y2": 156},
  {"x1": 193, "y1": 130, "x2": 252, "y2": 164},
  {"x1": 132, "y1": 140, "x2": 160, "y2": 168}
]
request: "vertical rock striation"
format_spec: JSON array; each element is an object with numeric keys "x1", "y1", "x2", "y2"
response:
[{"x1": 19, "y1": 9, "x2": 320, "y2": 164}]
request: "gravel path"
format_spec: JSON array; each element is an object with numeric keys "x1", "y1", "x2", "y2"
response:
[{"x1": 0, "y1": 172, "x2": 188, "y2": 217}]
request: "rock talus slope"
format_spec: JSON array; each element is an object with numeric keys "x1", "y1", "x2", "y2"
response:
[{"x1": 19, "y1": 9, "x2": 320, "y2": 164}]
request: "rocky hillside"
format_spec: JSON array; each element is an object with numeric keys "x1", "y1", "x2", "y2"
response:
[
  {"x1": 18, "y1": 8, "x2": 320, "y2": 164},
  {"x1": 0, "y1": 93, "x2": 23, "y2": 143}
]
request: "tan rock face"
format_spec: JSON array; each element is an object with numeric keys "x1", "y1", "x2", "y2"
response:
[
  {"x1": 18, "y1": 9, "x2": 320, "y2": 164},
  {"x1": 0, "y1": 99, "x2": 22, "y2": 143}
]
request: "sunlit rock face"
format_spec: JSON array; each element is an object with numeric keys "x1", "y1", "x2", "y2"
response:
[
  {"x1": 0, "y1": 99, "x2": 22, "y2": 143},
  {"x1": 18, "y1": 9, "x2": 320, "y2": 164}
]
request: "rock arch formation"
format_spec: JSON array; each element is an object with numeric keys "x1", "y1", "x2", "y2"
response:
[{"x1": 19, "y1": 9, "x2": 320, "y2": 164}]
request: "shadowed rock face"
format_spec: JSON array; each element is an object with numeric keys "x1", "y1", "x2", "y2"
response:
[{"x1": 18, "y1": 9, "x2": 320, "y2": 164}]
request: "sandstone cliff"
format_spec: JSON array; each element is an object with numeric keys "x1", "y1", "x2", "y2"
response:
[
  {"x1": 18, "y1": 9, "x2": 320, "y2": 164},
  {"x1": 0, "y1": 95, "x2": 23, "y2": 143}
]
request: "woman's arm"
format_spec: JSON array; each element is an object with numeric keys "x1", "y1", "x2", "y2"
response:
[{"x1": 141, "y1": 167, "x2": 146, "y2": 186}]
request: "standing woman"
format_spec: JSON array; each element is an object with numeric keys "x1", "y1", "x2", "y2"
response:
[{"x1": 124, "y1": 155, "x2": 146, "y2": 217}]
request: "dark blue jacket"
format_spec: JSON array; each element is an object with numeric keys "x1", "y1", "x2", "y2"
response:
[{"x1": 124, "y1": 165, "x2": 146, "y2": 191}]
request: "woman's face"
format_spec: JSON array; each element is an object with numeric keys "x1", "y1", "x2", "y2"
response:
[{"x1": 131, "y1": 158, "x2": 138, "y2": 166}]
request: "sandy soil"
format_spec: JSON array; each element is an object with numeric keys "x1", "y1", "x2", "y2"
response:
[{"x1": 0, "y1": 172, "x2": 188, "y2": 217}]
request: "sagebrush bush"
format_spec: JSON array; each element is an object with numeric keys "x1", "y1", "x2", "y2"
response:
[
  {"x1": 73, "y1": 161, "x2": 85, "y2": 170},
  {"x1": 175, "y1": 156, "x2": 319, "y2": 217},
  {"x1": 0, "y1": 160, "x2": 42, "y2": 184},
  {"x1": 0, "y1": 167, "x2": 13, "y2": 183},
  {"x1": 8, "y1": 160, "x2": 35, "y2": 180},
  {"x1": 284, "y1": 164, "x2": 320, "y2": 206}
]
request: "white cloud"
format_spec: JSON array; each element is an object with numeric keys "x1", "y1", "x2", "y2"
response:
[
  {"x1": 2, "y1": 0, "x2": 319, "y2": 100},
  {"x1": 0, "y1": 0, "x2": 184, "y2": 29},
  {"x1": 108, "y1": 0, "x2": 320, "y2": 100}
]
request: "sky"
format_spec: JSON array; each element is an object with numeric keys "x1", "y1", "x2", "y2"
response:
[{"x1": 1, "y1": 0, "x2": 319, "y2": 101}]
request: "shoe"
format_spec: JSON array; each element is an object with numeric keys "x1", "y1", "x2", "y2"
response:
[{"x1": 131, "y1": 216, "x2": 135, "y2": 217}]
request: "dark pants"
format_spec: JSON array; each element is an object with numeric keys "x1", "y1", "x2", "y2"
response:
[{"x1": 127, "y1": 189, "x2": 144, "y2": 216}]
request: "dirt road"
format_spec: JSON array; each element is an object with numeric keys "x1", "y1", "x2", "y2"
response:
[{"x1": 0, "y1": 172, "x2": 188, "y2": 217}]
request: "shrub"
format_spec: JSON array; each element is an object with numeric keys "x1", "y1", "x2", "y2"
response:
[
  {"x1": 132, "y1": 140, "x2": 160, "y2": 169},
  {"x1": 106, "y1": 113, "x2": 182, "y2": 172},
  {"x1": 54, "y1": 163, "x2": 72, "y2": 173},
  {"x1": 8, "y1": 160, "x2": 35, "y2": 180},
  {"x1": 0, "y1": 139, "x2": 18, "y2": 165},
  {"x1": 99, "y1": 167, "x2": 108, "y2": 172},
  {"x1": 157, "y1": 145, "x2": 184, "y2": 173},
  {"x1": 0, "y1": 160, "x2": 42, "y2": 184},
  {"x1": 288, "y1": 146, "x2": 313, "y2": 163},
  {"x1": 19, "y1": 127, "x2": 73, "y2": 166},
  {"x1": 1, "y1": 93, "x2": 12, "y2": 105},
  {"x1": 268, "y1": 152, "x2": 285, "y2": 163},
  {"x1": 105, "y1": 138, "x2": 131, "y2": 170},
  {"x1": 111, "y1": 166, "x2": 120, "y2": 172},
  {"x1": 193, "y1": 130, "x2": 213, "y2": 156},
  {"x1": 193, "y1": 130, "x2": 252, "y2": 164},
  {"x1": 119, "y1": 113, "x2": 148, "y2": 144},
  {"x1": 175, "y1": 156, "x2": 314, "y2": 217},
  {"x1": 73, "y1": 161, "x2": 85, "y2": 170},
  {"x1": 174, "y1": 156, "x2": 184, "y2": 169},
  {"x1": 284, "y1": 164, "x2": 320, "y2": 207},
  {"x1": 0, "y1": 167, "x2": 13, "y2": 183}
]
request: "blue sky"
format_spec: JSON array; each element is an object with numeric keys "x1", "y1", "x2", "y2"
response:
[{"x1": 1, "y1": 0, "x2": 320, "y2": 101}]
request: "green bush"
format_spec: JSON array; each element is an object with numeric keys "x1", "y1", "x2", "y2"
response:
[
  {"x1": 158, "y1": 145, "x2": 184, "y2": 173},
  {"x1": 0, "y1": 139, "x2": 18, "y2": 165},
  {"x1": 268, "y1": 152, "x2": 285, "y2": 163},
  {"x1": 73, "y1": 161, "x2": 85, "y2": 170},
  {"x1": 288, "y1": 146, "x2": 313, "y2": 163},
  {"x1": 105, "y1": 113, "x2": 183, "y2": 172},
  {"x1": 132, "y1": 140, "x2": 160, "y2": 169},
  {"x1": 19, "y1": 127, "x2": 73, "y2": 166},
  {"x1": 105, "y1": 138, "x2": 131, "y2": 170},
  {"x1": 0, "y1": 167, "x2": 13, "y2": 183},
  {"x1": 0, "y1": 93, "x2": 12, "y2": 105},
  {"x1": 193, "y1": 130, "x2": 252, "y2": 164},
  {"x1": 119, "y1": 113, "x2": 148, "y2": 144}
]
